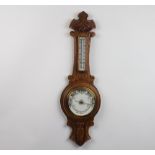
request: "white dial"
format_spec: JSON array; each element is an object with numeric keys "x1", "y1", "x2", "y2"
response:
[{"x1": 68, "y1": 88, "x2": 95, "y2": 116}]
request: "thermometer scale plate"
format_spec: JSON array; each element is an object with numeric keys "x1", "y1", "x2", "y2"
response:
[{"x1": 78, "y1": 37, "x2": 86, "y2": 71}]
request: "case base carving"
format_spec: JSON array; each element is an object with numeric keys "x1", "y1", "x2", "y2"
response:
[{"x1": 67, "y1": 119, "x2": 94, "y2": 146}]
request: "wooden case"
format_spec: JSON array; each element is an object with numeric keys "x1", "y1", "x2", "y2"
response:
[{"x1": 60, "y1": 11, "x2": 101, "y2": 146}]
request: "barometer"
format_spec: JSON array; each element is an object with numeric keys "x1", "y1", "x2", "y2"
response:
[{"x1": 60, "y1": 11, "x2": 101, "y2": 146}]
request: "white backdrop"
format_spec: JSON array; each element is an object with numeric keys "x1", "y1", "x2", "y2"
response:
[{"x1": 0, "y1": 5, "x2": 155, "y2": 150}]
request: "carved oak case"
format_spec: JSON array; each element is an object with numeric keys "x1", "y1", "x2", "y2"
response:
[{"x1": 60, "y1": 11, "x2": 101, "y2": 146}]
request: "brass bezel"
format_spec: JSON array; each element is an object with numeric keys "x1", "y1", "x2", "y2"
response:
[{"x1": 67, "y1": 87, "x2": 96, "y2": 116}]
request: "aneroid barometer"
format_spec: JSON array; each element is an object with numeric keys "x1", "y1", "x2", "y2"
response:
[{"x1": 60, "y1": 11, "x2": 101, "y2": 146}]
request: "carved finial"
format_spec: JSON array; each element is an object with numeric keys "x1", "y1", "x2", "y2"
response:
[{"x1": 70, "y1": 11, "x2": 96, "y2": 32}]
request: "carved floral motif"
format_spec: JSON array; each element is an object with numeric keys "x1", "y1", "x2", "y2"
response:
[{"x1": 70, "y1": 11, "x2": 96, "y2": 32}]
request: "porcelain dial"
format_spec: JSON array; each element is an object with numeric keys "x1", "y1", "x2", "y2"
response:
[{"x1": 68, "y1": 88, "x2": 95, "y2": 116}]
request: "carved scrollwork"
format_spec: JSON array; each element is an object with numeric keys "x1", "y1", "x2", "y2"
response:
[
  {"x1": 67, "y1": 119, "x2": 94, "y2": 146},
  {"x1": 68, "y1": 74, "x2": 94, "y2": 84},
  {"x1": 70, "y1": 11, "x2": 96, "y2": 32}
]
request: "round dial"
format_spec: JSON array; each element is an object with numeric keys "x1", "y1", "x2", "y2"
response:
[{"x1": 68, "y1": 88, "x2": 95, "y2": 116}]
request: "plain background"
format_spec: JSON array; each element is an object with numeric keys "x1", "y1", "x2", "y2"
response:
[{"x1": 0, "y1": 5, "x2": 155, "y2": 149}]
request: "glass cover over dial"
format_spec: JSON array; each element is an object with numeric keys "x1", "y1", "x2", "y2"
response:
[{"x1": 68, "y1": 88, "x2": 95, "y2": 116}]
